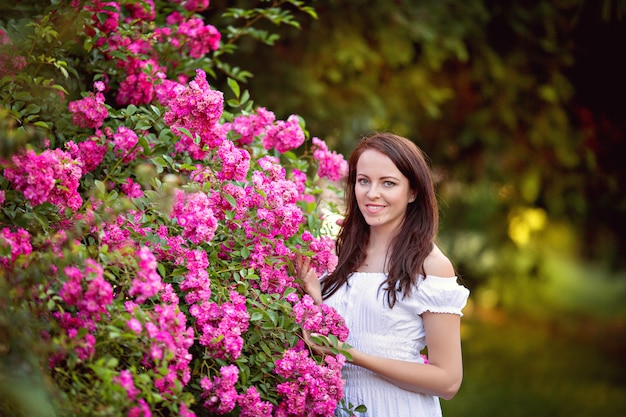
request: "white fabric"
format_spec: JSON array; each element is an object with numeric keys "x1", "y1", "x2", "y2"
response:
[{"x1": 324, "y1": 272, "x2": 470, "y2": 417}]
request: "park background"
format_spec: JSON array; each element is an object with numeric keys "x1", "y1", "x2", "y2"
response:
[
  {"x1": 2, "y1": 0, "x2": 625, "y2": 416},
  {"x1": 210, "y1": 0, "x2": 626, "y2": 415}
]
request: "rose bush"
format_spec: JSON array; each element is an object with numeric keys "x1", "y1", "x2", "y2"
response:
[{"x1": 0, "y1": 1, "x2": 361, "y2": 416}]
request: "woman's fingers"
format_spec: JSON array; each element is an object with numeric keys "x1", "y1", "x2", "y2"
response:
[
  {"x1": 294, "y1": 253, "x2": 311, "y2": 276},
  {"x1": 303, "y1": 330, "x2": 325, "y2": 354},
  {"x1": 294, "y1": 254, "x2": 323, "y2": 304},
  {"x1": 296, "y1": 255, "x2": 316, "y2": 282},
  {"x1": 303, "y1": 330, "x2": 341, "y2": 357}
]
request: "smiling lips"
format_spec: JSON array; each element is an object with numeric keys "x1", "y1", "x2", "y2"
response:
[{"x1": 364, "y1": 203, "x2": 386, "y2": 214}]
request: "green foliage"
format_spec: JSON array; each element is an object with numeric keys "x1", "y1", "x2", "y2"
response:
[{"x1": 221, "y1": 0, "x2": 626, "y2": 291}]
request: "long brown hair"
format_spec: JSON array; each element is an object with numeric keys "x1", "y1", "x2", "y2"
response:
[{"x1": 321, "y1": 132, "x2": 439, "y2": 307}]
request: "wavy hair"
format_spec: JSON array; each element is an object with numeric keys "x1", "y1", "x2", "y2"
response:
[{"x1": 321, "y1": 132, "x2": 439, "y2": 307}]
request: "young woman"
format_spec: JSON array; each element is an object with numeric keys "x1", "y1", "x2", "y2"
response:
[{"x1": 298, "y1": 132, "x2": 470, "y2": 416}]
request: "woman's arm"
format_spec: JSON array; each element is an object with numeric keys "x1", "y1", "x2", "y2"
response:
[{"x1": 348, "y1": 311, "x2": 463, "y2": 400}]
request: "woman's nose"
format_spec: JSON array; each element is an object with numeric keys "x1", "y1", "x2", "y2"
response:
[{"x1": 366, "y1": 185, "x2": 380, "y2": 199}]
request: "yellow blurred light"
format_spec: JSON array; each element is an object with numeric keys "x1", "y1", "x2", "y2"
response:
[{"x1": 508, "y1": 207, "x2": 547, "y2": 246}]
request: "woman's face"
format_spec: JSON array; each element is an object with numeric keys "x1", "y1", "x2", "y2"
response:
[{"x1": 355, "y1": 149, "x2": 415, "y2": 234}]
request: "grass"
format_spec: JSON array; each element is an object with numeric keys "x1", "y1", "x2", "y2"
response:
[{"x1": 441, "y1": 307, "x2": 626, "y2": 417}]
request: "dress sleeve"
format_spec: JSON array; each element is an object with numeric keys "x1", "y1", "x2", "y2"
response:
[{"x1": 414, "y1": 276, "x2": 470, "y2": 316}]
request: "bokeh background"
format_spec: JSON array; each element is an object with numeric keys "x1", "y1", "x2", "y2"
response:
[{"x1": 207, "y1": 0, "x2": 626, "y2": 415}]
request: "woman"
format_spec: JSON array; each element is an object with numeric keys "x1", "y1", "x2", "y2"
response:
[{"x1": 298, "y1": 132, "x2": 470, "y2": 416}]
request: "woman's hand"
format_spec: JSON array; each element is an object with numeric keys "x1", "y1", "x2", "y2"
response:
[
  {"x1": 294, "y1": 253, "x2": 323, "y2": 305},
  {"x1": 302, "y1": 330, "x2": 333, "y2": 356},
  {"x1": 302, "y1": 329, "x2": 353, "y2": 359}
]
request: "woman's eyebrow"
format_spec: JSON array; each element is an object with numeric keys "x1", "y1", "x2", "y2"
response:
[
  {"x1": 379, "y1": 175, "x2": 401, "y2": 181},
  {"x1": 356, "y1": 173, "x2": 401, "y2": 181}
]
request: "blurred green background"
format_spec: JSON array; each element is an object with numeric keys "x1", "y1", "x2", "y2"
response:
[{"x1": 210, "y1": 0, "x2": 626, "y2": 415}]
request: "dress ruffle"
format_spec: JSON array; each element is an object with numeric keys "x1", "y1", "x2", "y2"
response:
[{"x1": 413, "y1": 275, "x2": 470, "y2": 316}]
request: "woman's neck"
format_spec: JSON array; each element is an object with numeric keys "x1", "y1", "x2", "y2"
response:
[{"x1": 358, "y1": 228, "x2": 396, "y2": 273}]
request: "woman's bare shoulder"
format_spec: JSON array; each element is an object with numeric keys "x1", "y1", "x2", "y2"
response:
[{"x1": 423, "y1": 245, "x2": 456, "y2": 278}]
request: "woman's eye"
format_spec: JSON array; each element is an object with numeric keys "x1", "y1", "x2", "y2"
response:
[
  {"x1": 357, "y1": 178, "x2": 369, "y2": 185},
  {"x1": 384, "y1": 181, "x2": 395, "y2": 187}
]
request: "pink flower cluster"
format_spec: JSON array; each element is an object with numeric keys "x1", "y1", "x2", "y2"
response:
[
  {"x1": 98, "y1": 211, "x2": 135, "y2": 251},
  {"x1": 201, "y1": 364, "x2": 239, "y2": 413},
  {"x1": 301, "y1": 231, "x2": 338, "y2": 276},
  {"x1": 125, "y1": 0, "x2": 156, "y2": 21},
  {"x1": 251, "y1": 157, "x2": 303, "y2": 237},
  {"x1": 291, "y1": 295, "x2": 349, "y2": 342},
  {"x1": 116, "y1": 58, "x2": 167, "y2": 106},
  {"x1": 115, "y1": 370, "x2": 140, "y2": 400},
  {"x1": 171, "y1": 189, "x2": 219, "y2": 245},
  {"x1": 181, "y1": 0, "x2": 211, "y2": 12},
  {"x1": 179, "y1": 249, "x2": 211, "y2": 303},
  {"x1": 119, "y1": 374, "x2": 194, "y2": 417},
  {"x1": 289, "y1": 169, "x2": 311, "y2": 203},
  {"x1": 84, "y1": 1, "x2": 120, "y2": 37},
  {"x1": 200, "y1": 364, "x2": 275, "y2": 416},
  {"x1": 215, "y1": 139, "x2": 251, "y2": 181},
  {"x1": 121, "y1": 178, "x2": 144, "y2": 198},
  {"x1": 65, "y1": 137, "x2": 108, "y2": 174},
  {"x1": 191, "y1": 291, "x2": 250, "y2": 360},
  {"x1": 274, "y1": 348, "x2": 346, "y2": 416},
  {"x1": 129, "y1": 246, "x2": 163, "y2": 303},
  {"x1": 238, "y1": 386, "x2": 274, "y2": 417},
  {"x1": 3, "y1": 148, "x2": 83, "y2": 212},
  {"x1": 209, "y1": 182, "x2": 247, "y2": 221},
  {"x1": 312, "y1": 137, "x2": 348, "y2": 181},
  {"x1": 164, "y1": 69, "x2": 225, "y2": 158},
  {"x1": 68, "y1": 81, "x2": 108, "y2": 129},
  {"x1": 177, "y1": 17, "x2": 221, "y2": 58},
  {"x1": 262, "y1": 114, "x2": 306, "y2": 153},
  {"x1": 225, "y1": 107, "x2": 276, "y2": 146},
  {"x1": 125, "y1": 295, "x2": 195, "y2": 395},
  {"x1": 256, "y1": 260, "x2": 295, "y2": 295},
  {"x1": 112, "y1": 126, "x2": 141, "y2": 163},
  {"x1": 0, "y1": 227, "x2": 32, "y2": 268},
  {"x1": 56, "y1": 259, "x2": 113, "y2": 360},
  {"x1": 128, "y1": 399, "x2": 151, "y2": 417}
]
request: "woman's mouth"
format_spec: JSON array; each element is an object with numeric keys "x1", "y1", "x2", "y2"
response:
[{"x1": 364, "y1": 204, "x2": 385, "y2": 214}]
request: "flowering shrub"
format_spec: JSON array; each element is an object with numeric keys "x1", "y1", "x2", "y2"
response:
[{"x1": 0, "y1": 1, "x2": 356, "y2": 416}]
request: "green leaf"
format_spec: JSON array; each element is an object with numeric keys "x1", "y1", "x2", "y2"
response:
[
  {"x1": 227, "y1": 78, "x2": 240, "y2": 98},
  {"x1": 240, "y1": 90, "x2": 250, "y2": 105},
  {"x1": 260, "y1": 341, "x2": 272, "y2": 356},
  {"x1": 23, "y1": 103, "x2": 41, "y2": 115},
  {"x1": 264, "y1": 309, "x2": 279, "y2": 327},
  {"x1": 250, "y1": 311, "x2": 264, "y2": 322},
  {"x1": 50, "y1": 84, "x2": 69, "y2": 94},
  {"x1": 175, "y1": 126, "x2": 193, "y2": 139},
  {"x1": 224, "y1": 193, "x2": 237, "y2": 208},
  {"x1": 33, "y1": 121, "x2": 50, "y2": 129}
]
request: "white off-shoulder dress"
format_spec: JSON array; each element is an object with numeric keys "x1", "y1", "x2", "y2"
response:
[{"x1": 325, "y1": 272, "x2": 470, "y2": 417}]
